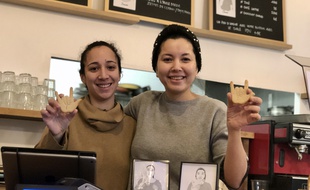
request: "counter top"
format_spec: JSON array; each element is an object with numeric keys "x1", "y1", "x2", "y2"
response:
[
  {"x1": 0, "y1": 107, "x2": 259, "y2": 138},
  {"x1": 241, "y1": 131, "x2": 254, "y2": 139}
]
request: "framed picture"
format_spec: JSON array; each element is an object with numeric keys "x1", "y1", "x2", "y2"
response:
[
  {"x1": 104, "y1": 0, "x2": 194, "y2": 26},
  {"x1": 132, "y1": 159, "x2": 169, "y2": 190},
  {"x1": 179, "y1": 162, "x2": 219, "y2": 190},
  {"x1": 208, "y1": 0, "x2": 286, "y2": 42}
]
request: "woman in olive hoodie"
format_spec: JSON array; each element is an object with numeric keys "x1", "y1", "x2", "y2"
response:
[{"x1": 35, "y1": 41, "x2": 136, "y2": 190}]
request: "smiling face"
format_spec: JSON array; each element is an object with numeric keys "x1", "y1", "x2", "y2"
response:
[
  {"x1": 80, "y1": 46, "x2": 120, "y2": 109},
  {"x1": 146, "y1": 165, "x2": 155, "y2": 178},
  {"x1": 196, "y1": 169, "x2": 206, "y2": 180},
  {"x1": 156, "y1": 38, "x2": 198, "y2": 100}
]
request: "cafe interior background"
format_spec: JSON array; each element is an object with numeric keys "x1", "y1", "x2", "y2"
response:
[{"x1": 0, "y1": 0, "x2": 309, "y2": 175}]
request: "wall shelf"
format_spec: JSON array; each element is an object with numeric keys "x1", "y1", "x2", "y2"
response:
[{"x1": 0, "y1": 107, "x2": 42, "y2": 121}]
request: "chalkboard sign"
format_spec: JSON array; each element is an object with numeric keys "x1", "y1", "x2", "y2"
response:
[
  {"x1": 54, "y1": 0, "x2": 89, "y2": 6},
  {"x1": 210, "y1": 0, "x2": 285, "y2": 42},
  {"x1": 105, "y1": 0, "x2": 193, "y2": 26}
]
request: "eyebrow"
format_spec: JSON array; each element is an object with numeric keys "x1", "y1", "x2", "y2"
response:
[
  {"x1": 86, "y1": 60, "x2": 117, "y2": 66},
  {"x1": 106, "y1": 60, "x2": 117, "y2": 64}
]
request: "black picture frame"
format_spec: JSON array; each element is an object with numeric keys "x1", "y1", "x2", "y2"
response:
[
  {"x1": 132, "y1": 159, "x2": 169, "y2": 190},
  {"x1": 54, "y1": 0, "x2": 90, "y2": 7},
  {"x1": 105, "y1": 0, "x2": 194, "y2": 26},
  {"x1": 209, "y1": 0, "x2": 286, "y2": 42},
  {"x1": 179, "y1": 162, "x2": 219, "y2": 190}
]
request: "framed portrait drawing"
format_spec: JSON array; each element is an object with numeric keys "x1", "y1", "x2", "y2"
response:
[
  {"x1": 132, "y1": 159, "x2": 169, "y2": 190},
  {"x1": 179, "y1": 162, "x2": 219, "y2": 190}
]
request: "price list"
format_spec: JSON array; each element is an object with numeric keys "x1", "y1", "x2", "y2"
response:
[
  {"x1": 108, "y1": 0, "x2": 192, "y2": 25},
  {"x1": 212, "y1": 0, "x2": 284, "y2": 41}
]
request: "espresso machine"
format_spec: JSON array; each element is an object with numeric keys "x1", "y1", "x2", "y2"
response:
[{"x1": 242, "y1": 115, "x2": 310, "y2": 190}]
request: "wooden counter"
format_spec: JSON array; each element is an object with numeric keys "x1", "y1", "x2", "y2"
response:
[
  {"x1": 217, "y1": 131, "x2": 254, "y2": 190},
  {"x1": 0, "y1": 107, "x2": 254, "y2": 190},
  {"x1": 240, "y1": 131, "x2": 254, "y2": 190},
  {"x1": 0, "y1": 107, "x2": 42, "y2": 121}
]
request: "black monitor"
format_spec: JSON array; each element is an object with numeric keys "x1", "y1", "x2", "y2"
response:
[{"x1": 1, "y1": 146, "x2": 96, "y2": 190}]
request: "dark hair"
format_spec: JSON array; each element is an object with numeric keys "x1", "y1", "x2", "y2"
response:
[
  {"x1": 152, "y1": 24, "x2": 202, "y2": 72},
  {"x1": 195, "y1": 167, "x2": 206, "y2": 179},
  {"x1": 146, "y1": 165, "x2": 155, "y2": 178},
  {"x1": 79, "y1": 41, "x2": 122, "y2": 75}
]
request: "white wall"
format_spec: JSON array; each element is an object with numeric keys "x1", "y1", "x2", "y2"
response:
[
  {"x1": 0, "y1": 119, "x2": 45, "y2": 165},
  {"x1": 0, "y1": 0, "x2": 310, "y2": 160},
  {"x1": 0, "y1": 1, "x2": 309, "y2": 93}
]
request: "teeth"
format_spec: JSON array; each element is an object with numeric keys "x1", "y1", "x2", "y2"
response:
[
  {"x1": 170, "y1": 76, "x2": 183, "y2": 80},
  {"x1": 97, "y1": 83, "x2": 111, "y2": 88}
]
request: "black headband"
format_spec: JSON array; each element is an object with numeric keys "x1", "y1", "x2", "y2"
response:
[{"x1": 152, "y1": 24, "x2": 202, "y2": 72}]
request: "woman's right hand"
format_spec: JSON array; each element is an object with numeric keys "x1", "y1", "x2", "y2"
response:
[{"x1": 40, "y1": 96, "x2": 77, "y2": 142}]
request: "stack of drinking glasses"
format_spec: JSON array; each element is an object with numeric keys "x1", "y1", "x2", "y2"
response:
[
  {"x1": 0, "y1": 71, "x2": 56, "y2": 111},
  {"x1": 0, "y1": 71, "x2": 16, "y2": 109}
]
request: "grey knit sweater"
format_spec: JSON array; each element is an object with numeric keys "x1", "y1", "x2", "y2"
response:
[{"x1": 125, "y1": 91, "x2": 228, "y2": 190}]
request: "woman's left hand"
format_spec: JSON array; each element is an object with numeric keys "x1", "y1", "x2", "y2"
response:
[{"x1": 226, "y1": 89, "x2": 262, "y2": 131}]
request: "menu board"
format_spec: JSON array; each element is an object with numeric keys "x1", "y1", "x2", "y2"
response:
[
  {"x1": 105, "y1": 0, "x2": 193, "y2": 25},
  {"x1": 210, "y1": 0, "x2": 284, "y2": 42},
  {"x1": 56, "y1": 0, "x2": 88, "y2": 6}
]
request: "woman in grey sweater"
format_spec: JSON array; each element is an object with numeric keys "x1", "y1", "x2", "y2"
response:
[{"x1": 125, "y1": 24, "x2": 262, "y2": 190}]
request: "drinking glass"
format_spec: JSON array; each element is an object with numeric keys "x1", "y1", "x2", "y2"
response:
[
  {"x1": 18, "y1": 83, "x2": 32, "y2": 94},
  {"x1": 1, "y1": 81, "x2": 16, "y2": 92},
  {"x1": 43, "y1": 78, "x2": 56, "y2": 89},
  {"x1": 35, "y1": 85, "x2": 48, "y2": 96},
  {"x1": 31, "y1": 77, "x2": 38, "y2": 86},
  {"x1": 19, "y1": 73, "x2": 32, "y2": 84},
  {"x1": 16, "y1": 93, "x2": 33, "y2": 110},
  {"x1": 43, "y1": 79, "x2": 56, "y2": 99},
  {"x1": 33, "y1": 94, "x2": 48, "y2": 111},
  {"x1": 2, "y1": 71, "x2": 15, "y2": 83},
  {"x1": 0, "y1": 91, "x2": 17, "y2": 108}
]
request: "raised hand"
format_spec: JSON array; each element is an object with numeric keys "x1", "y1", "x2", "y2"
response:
[
  {"x1": 56, "y1": 87, "x2": 82, "y2": 113},
  {"x1": 227, "y1": 80, "x2": 262, "y2": 131},
  {"x1": 40, "y1": 87, "x2": 82, "y2": 141},
  {"x1": 230, "y1": 80, "x2": 254, "y2": 104}
]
